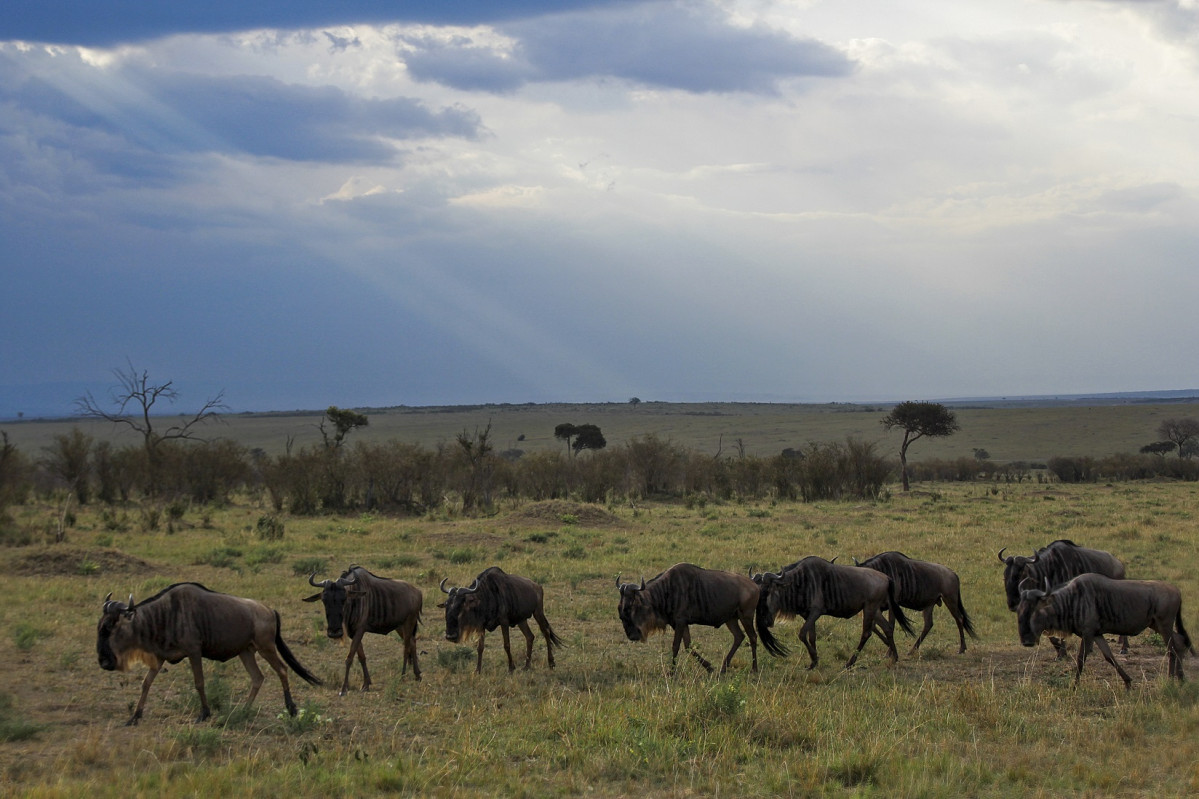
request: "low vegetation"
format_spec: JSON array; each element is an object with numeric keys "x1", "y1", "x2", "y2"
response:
[{"x1": 2, "y1": 481, "x2": 1199, "y2": 795}]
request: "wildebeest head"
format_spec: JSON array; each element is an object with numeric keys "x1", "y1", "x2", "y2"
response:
[
  {"x1": 998, "y1": 547, "x2": 1038, "y2": 611},
  {"x1": 302, "y1": 569, "x2": 361, "y2": 639},
  {"x1": 1015, "y1": 577, "x2": 1054, "y2": 647},
  {"x1": 750, "y1": 570, "x2": 785, "y2": 627},
  {"x1": 438, "y1": 577, "x2": 482, "y2": 643},
  {"x1": 614, "y1": 575, "x2": 654, "y2": 641},
  {"x1": 96, "y1": 592, "x2": 136, "y2": 672}
]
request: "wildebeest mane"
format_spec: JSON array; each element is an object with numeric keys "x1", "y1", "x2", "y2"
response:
[{"x1": 132, "y1": 582, "x2": 217, "y2": 608}]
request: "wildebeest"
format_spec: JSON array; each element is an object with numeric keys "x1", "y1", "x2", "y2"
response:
[
  {"x1": 853, "y1": 552, "x2": 977, "y2": 654},
  {"x1": 753, "y1": 556, "x2": 914, "y2": 669},
  {"x1": 1017, "y1": 573, "x2": 1194, "y2": 688},
  {"x1": 999, "y1": 539, "x2": 1128, "y2": 654},
  {"x1": 615, "y1": 563, "x2": 771, "y2": 673},
  {"x1": 304, "y1": 564, "x2": 423, "y2": 695},
  {"x1": 438, "y1": 566, "x2": 563, "y2": 673},
  {"x1": 96, "y1": 582, "x2": 322, "y2": 725}
]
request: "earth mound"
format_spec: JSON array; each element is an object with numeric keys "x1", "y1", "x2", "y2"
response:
[
  {"x1": 511, "y1": 500, "x2": 621, "y2": 527},
  {"x1": 4, "y1": 546, "x2": 156, "y2": 577}
]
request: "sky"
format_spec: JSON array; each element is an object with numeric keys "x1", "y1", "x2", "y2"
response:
[{"x1": 3, "y1": 0, "x2": 1199, "y2": 417}]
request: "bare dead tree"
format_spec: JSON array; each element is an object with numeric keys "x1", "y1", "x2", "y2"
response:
[{"x1": 74, "y1": 360, "x2": 226, "y2": 494}]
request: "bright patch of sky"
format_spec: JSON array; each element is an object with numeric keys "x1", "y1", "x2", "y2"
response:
[{"x1": 2, "y1": 0, "x2": 1198, "y2": 416}]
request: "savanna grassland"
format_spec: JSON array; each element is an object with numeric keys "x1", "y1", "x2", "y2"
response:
[{"x1": 4, "y1": 479, "x2": 1199, "y2": 797}]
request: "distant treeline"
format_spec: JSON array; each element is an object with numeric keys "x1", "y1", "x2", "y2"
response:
[{"x1": 2, "y1": 428, "x2": 1197, "y2": 521}]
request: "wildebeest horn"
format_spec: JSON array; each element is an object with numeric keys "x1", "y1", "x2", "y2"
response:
[
  {"x1": 127, "y1": 594, "x2": 134, "y2": 610},
  {"x1": 308, "y1": 572, "x2": 330, "y2": 588},
  {"x1": 830, "y1": 556, "x2": 838, "y2": 564},
  {"x1": 1028, "y1": 552, "x2": 1039, "y2": 564},
  {"x1": 104, "y1": 592, "x2": 113, "y2": 603},
  {"x1": 851, "y1": 556, "x2": 860, "y2": 566},
  {"x1": 997, "y1": 547, "x2": 1007, "y2": 563},
  {"x1": 639, "y1": 576, "x2": 645, "y2": 591},
  {"x1": 614, "y1": 574, "x2": 623, "y2": 589},
  {"x1": 339, "y1": 570, "x2": 358, "y2": 586},
  {"x1": 439, "y1": 577, "x2": 452, "y2": 594}
]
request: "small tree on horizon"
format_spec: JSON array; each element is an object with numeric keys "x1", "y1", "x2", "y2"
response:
[
  {"x1": 1157, "y1": 418, "x2": 1199, "y2": 459},
  {"x1": 74, "y1": 361, "x2": 226, "y2": 494},
  {"x1": 881, "y1": 401, "x2": 960, "y2": 491}
]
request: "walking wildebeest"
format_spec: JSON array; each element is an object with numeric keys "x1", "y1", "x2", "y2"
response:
[
  {"x1": 96, "y1": 583, "x2": 322, "y2": 725},
  {"x1": 853, "y1": 551, "x2": 977, "y2": 653},
  {"x1": 304, "y1": 565, "x2": 423, "y2": 695},
  {"x1": 438, "y1": 567, "x2": 563, "y2": 673},
  {"x1": 753, "y1": 556, "x2": 914, "y2": 669},
  {"x1": 1017, "y1": 573, "x2": 1194, "y2": 688},
  {"x1": 615, "y1": 563, "x2": 773, "y2": 673},
  {"x1": 999, "y1": 539, "x2": 1128, "y2": 654}
]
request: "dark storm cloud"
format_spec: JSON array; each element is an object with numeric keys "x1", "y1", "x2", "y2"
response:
[
  {"x1": 403, "y1": 4, "x2": 854, "y2": 94},
  {"x1": 1, "y1": 0, "x2": 636, "y2": 47}
]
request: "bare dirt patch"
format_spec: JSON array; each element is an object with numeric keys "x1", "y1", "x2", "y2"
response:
[
  {"x1": 3, "y1": 546, "x2": 156, "y2": 577},
  {"x1": 510, "y1": 500, "x2": 622, "y2": 527}
]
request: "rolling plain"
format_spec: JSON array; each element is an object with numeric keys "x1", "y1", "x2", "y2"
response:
[{"x1": 4, "y1": 400, "x2": 1199, "y2": 797}]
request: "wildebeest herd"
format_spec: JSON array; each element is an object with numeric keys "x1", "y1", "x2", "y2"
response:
[{"x1": 97, "y1": 539, "x2": 1193, "y2": 724}]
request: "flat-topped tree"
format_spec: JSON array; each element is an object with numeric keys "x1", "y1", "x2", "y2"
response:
[{"x1": 881, "y1": 401, "x2": 959, "y2": 492}]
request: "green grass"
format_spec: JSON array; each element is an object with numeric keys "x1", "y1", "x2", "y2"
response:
[{"x1": 4, "y1": 483, "x2": 1199, "y2": 795}]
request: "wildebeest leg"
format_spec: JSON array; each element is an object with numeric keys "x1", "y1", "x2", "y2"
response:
[
  {"x1": 400, "y1": 625, "x2": 422, "y2": 682},
  {"x1": 1051, "y1": 636, "x2": 1069, "y2": 660},
  {"x1": 189, "y1": 655, "x2": 211, "y2": 722},
  {"x1": 532, "y1": 609, "x2": 557, "y2": 669},
  {"x1": 500, "y1": 625, "x2": 517, "y2": 672},
  {"x1": 128, "y1": 658, "x2": 164, "y2": 726},
  {"x1": 945, "y1": 597, "x2": 968, "y2": 654},
  {"x1": 910, "y1": 607, "x2": 935, "y2": 654},
  {"x1": 516, "y1": 620, "x2": 535, "y2": 670},
  {"x1": 237, "y1": 650, "x2": 266, "y2": 709},
  {"x1": 342, "y1": 629, "x2": 370, "y2": 695},
  {"x1": 1091, "y1": 635, "x2": 1133, "y2": 689},
  {"x1": 475, "y1": 631, "x2": 487, "y2": 673},
  {"x1": 1118, "y1": 635, "x2": 1129, "y2": 655},
  {"x1": 867, "y1": 608, "x2": 899, "y2": 663},
  {"x1": 740, "y1": 609, "x2": 759, "y2": 672},
  {"x1": 799, "y1": 617, "x2": 820, "y2": 669},
  {"x1": 720, "y1": 620, "x2": 744, "y2": 674},
  {"x1": 257, "y1": 644, "x2": 298, "y2": 716}
]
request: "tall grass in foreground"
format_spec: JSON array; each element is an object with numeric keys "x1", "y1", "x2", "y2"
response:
[{"x1": 4, "y1": 482, "x2": 1199, "y2": 796}]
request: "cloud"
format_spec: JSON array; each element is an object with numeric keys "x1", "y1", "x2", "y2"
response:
[
  {"x1": 402, "y1": 3, "x2": 854, "y2": 94},
  {"x1": 0, "y1": 48, "x2": 481, "y2": 180},
  {"x1": 0, "y1": 0, "x2": 639, "y2": 47}
]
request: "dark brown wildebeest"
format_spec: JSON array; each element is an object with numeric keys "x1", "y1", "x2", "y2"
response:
[
  {"x1": 853, "y1": 551, "x2": 977, "y2": 653},
  {"x1": 753, "y1": 556, "x2": 914, "y2": 670},
  {"x1": 438, "y1": 566, "x2": 563, "y2": 673},
  {"x1": 615, "y1": 563, "x2": 774, "y2": 674},
  {"x1": 1017, "y1": 573, "x2": 1194, "y2": 688},
  {"x1": 999, "y1": 539, "x2": 1127, "y2": 654},
  {"x1": 304, "y1": 565, "x2": 423, "y2": 695},
  {"x1": 96, "y1": 582, "x2": 322, "y2": 725}
]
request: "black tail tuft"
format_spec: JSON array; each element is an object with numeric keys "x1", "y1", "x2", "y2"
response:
[
  {"x1": 274, "y1": 611, "x2": 323, "y2": 686},
  {"x1": 959, "y1": 598, "x2": 979, "y2": 640},
  {"x1": 756, "y1": 607, "x2": 789, "y2": 658},
  {"x1": 1176, "y1": 602, "x2": 1195, "y2": 656},
  {"x1": 888, "y1": 585, "x2": 916, "y2": 637}
]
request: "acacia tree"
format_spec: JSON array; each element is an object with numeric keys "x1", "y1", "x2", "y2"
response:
[
  {"x1": 881, "y1": 401, "x2": 960, "y2": 491},
  {"x1": 74, "y1": 361, "x2": 226, "y2": 495},
  {"x1": 320, "y1": 406, "x2": 369, "y2": 450},
  {"x1": 1157, "y1": 418, "x2": 1199, "y2": 459}
]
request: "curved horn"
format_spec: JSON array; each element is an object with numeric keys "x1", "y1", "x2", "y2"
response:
[
  {"x1": 852, "y1": 556, "x2": 860, "y2": 566},
  {"x1": 439, "y1": 577, "x2": 452, "y2": 594},
  {"x1": 126, "y1": 594, "x2": 135, "y2": 610},
  {"x1": 463, "y1": 578, "x2": 480, "y2": 594},
  {"x1": 830, "y1": 556, "x2": 838, "y2": 564},
  {"x1": 614, "y1": 574, "x2": 623, "y2": 589},
  {"x1": 308, "y1": 572, "x2": 329, "y2": 588},
  {"x1": 104, "y1": 592, "x2": 113, "y2": 603},
  {"x1": 339, "y1": 570, "x2": 358, "y2": 586},
  {"x1": 997, "y1": 547, "x2": 1008, "y2": 563},
  {"x1": 639, "y1": 576, "x2": 645, "y2": 591},
  {"x1": 1028, "y1": 552, "x2": 1039, "y2": 565}
]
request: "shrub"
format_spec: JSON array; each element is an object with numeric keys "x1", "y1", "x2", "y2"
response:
[
  {"x1": 291, "y1": 557, "x2": 326, "y2": 577},
  {"x1": 256, "y1": 514, "x2": 285, "y2": 541}
]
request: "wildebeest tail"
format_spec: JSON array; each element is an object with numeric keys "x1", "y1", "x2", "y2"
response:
[
  {"x1": 756, "y1": 604, "x2": 789, "y2": 657},
  {"x1": 1176, "y1": 601, "x2": 1195, "y2": 655},
  {"x1": 959, "y1": 596, "x2": 979, "y2": 640},
  {"x1": 544, "y1": 623, "x2": 565, "y2": 650},
  {"x1": 274, "y1": 611, "x2": 323, "y2": 685},
  {"x1": 888, "y1": 584, "x2": 916, "y2": 637}
]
